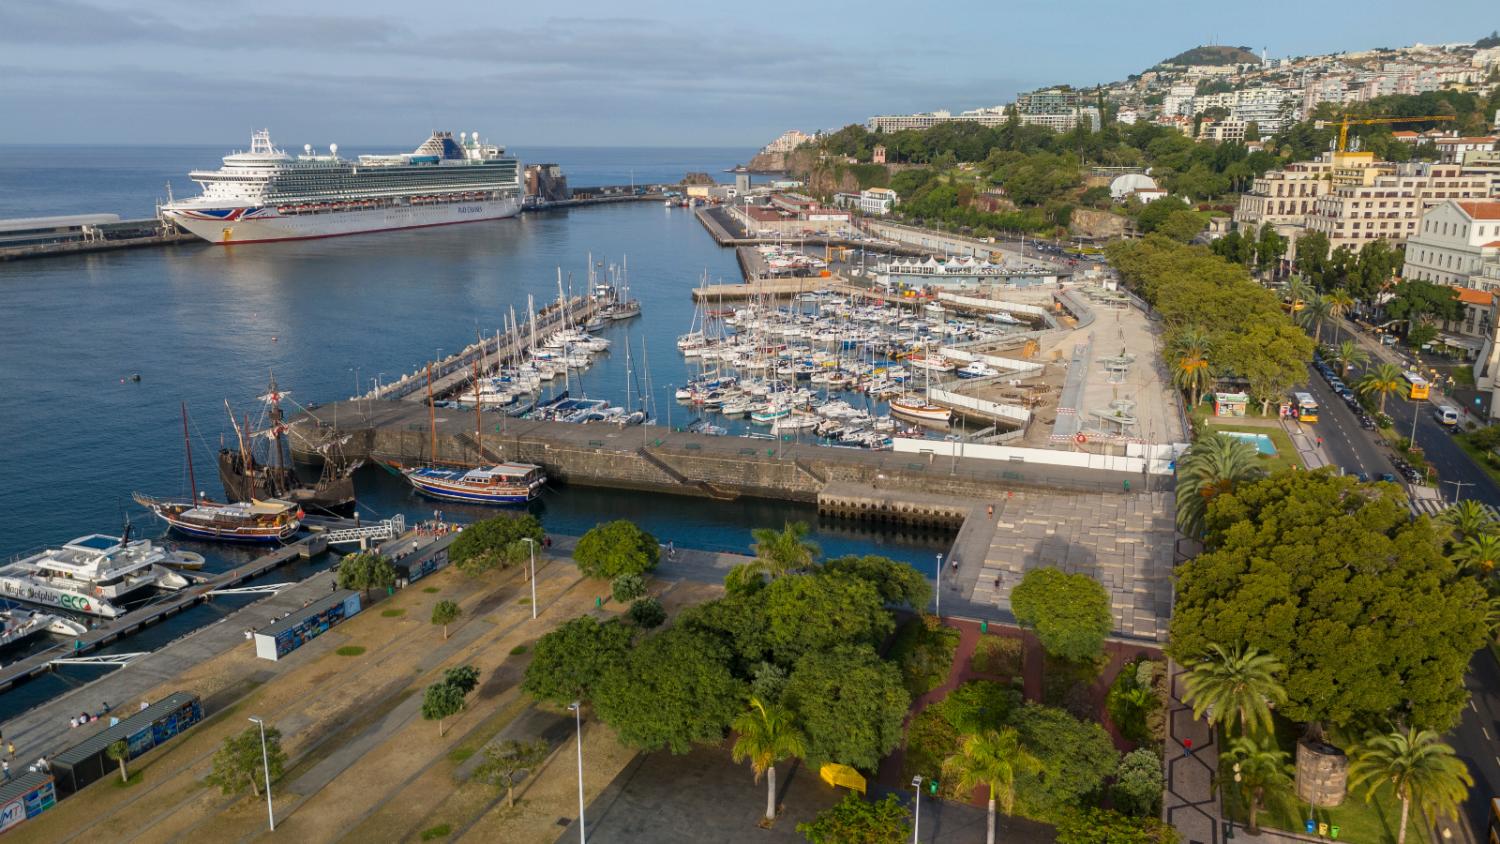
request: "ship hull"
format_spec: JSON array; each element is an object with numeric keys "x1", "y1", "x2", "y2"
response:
[
  {"x1": 404, "y1": 475, "x2": 536, "y2": 505},
  {"x1": 164, "y1": 196, "x2": 522, "y2": 245}
]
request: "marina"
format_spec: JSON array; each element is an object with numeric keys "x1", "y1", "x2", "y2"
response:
[{"x1": 0, "y1": 160, "x2": 1179, "y2": 734}]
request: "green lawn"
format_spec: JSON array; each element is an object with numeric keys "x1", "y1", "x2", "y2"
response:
[
  {"x1": 1200, "y1": 421, "x2": 1302, "y2": 473},
  {"x1": 1221, "y1": 718, "x2": 1423, "y2": 844},
  {"x1": 1222, "y1": 775, "x2": 1419, "y2": 843}
]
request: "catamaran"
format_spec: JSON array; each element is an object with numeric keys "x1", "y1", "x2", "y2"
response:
[{"x1": 0, "y1": 528, "x2": 198, "y2": 618}]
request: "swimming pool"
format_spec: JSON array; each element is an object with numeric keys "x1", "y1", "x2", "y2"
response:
[{"x1": 1221, "y1": 430, "x2": 1278, "y2": 456}]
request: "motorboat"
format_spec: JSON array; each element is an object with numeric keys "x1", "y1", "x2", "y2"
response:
[{"x1": 0, "y1": 530, "x2": 197, "y2": 618}]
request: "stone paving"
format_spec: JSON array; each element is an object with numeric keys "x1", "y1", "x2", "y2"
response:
[{"x1": 965, "y1": 489, "x2": 1176, "y2": 641}]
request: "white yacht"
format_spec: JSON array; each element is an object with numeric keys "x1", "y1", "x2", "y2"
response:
[{"x1": 0, "y1": 532, "x2": 200, "y2": 619}]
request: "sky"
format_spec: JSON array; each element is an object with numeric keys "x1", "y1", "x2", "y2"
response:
[{"x1": 0, "y1": 0, "x2": 1494, "y2": 147}]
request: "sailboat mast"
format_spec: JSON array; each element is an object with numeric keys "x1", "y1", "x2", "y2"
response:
[
  {"x1": 426, "y1": 363, "x2": 437, "y2": 463},
  {"x1": 181, "y1": 402, "x2": 198, "y2": 503},
  {"x1": 473, "y1": 358, "x2": 483, "y2": 462}
]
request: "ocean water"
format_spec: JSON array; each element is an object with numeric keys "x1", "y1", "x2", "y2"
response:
[
  {"x1": 0, "y1": 145, "x2": 954, "y2": 718},
  {"x1": 0, "y1": 145, "x2": 949, "y2": 562}
]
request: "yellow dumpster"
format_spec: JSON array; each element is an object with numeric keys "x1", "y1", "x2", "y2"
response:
[{"x1": 819, "y1": 763, "x2": 867, "y2": 794}]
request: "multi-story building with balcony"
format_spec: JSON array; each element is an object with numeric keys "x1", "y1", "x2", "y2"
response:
[{"x1": 1304, "y1": 158, "x2": 1490, "y2": 254}]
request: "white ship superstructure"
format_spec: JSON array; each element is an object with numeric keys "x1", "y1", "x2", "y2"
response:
[
  {"x1": 162, "y1": 129, "x2": 523, "y2": 244},
  {"x1": 0, "y1": 533, "x2": 198, "y2": 619}
]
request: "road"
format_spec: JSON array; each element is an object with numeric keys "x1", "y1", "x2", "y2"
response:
[
  {"x1": 1459, "y1": 651, "x2": 1500, "y2": 841},
  {"x1": 1325, "y1": 340, "x2": 1500, "y2": 508},
  {"x1": 1311, "y1": 326, "x2": 1500, "y2": 842}
]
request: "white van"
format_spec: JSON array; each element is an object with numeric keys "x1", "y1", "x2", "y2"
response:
[{"x1": 1434, "y1": 407, "x2": 1460, "y2": 426}]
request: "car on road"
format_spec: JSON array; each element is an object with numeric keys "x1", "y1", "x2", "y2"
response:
[
  {"x1": 1357, "y1": 472, "x2": 1370, "y2": 482},
  {"x1": 1379, "y1": 472, "x2": 1397, "y2": 483},
  {"x1": 1359, "y1": 415, "x2": 1376, "y2": 429}
]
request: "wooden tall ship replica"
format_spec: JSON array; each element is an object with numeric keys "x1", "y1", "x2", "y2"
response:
[
  {"x1": 134, "y1": 403, "x2": 302, "y2": 545},
  {"x1": 217, "y1": 377, "x2": 359, "y2": 517}
]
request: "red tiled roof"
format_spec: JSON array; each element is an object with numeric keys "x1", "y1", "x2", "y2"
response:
[
  {"x1": 1455, "y1": 201, "x2": 1500, "y2": 221},
  {"x1": 1484, "y1": 240, "x2": 1500, "y2": 249},
  {"x1": 1457, "y1": 287, "x2": 1494, "y2": 306}
]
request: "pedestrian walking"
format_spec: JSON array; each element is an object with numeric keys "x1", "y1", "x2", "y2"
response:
[
  {"x1": 2, "y1": 760, "x2": 9, "y2": 782},
  {"x1": 6, "y1": 741, "x2": 14, "y2": 760},
  {"x1": 1183, "y1": 737, "x2": 1193, "y2": 756},
  {"x1": 667, "y1": 540, "x2": 675, "y2": 559}
]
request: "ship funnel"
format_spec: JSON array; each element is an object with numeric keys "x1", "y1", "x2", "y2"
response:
[
  {"x1": 330, "y1": 143, "x2": 338, "y2": 157},
  {"x1": 304, "y1": 144, "x2": 312, "y2": 155}
]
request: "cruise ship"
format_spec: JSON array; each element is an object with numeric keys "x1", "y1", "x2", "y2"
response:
[{"x1": 161, "y1": 129, "x2": 523, "y2": 244}]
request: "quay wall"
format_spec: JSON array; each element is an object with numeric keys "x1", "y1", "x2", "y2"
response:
[{"x1": 293, "y1": 401, "x2": 1170, "y2": 520}]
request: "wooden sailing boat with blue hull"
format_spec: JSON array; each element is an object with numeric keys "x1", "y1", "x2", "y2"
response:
[{"x1": 390, "y1": 364, "x2": 547, "y2": 505}]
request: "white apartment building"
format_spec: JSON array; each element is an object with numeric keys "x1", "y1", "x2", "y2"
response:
[
  {"x1": 1198, "y1": 119, "x2": 1247, "y2": 143},
  {"x1": 1461, "y1": 149, "x2": 1500, "y2": 198},
  {"x1": 858, "y1": 187, "x2": 899, "y2": 216},
  {"x1": 1402, "y1": 200, "x2": 1500, "y2": 286},
  {"x1": 1163, "y1": 85, "x2": 1197, "y2": 117},
  {"x1": 1232, "y1": 154, "x2": 1348, "y2": 255},
  {"x1": 866, "y1": 107, "x2": 1011, "y2": 133},
  {"x1": 1189, "y1": 87, "x2": 1298, "y2": 132},
  {"x1": 1017, "y1": 107, "x2": 1100, "y2": 133},
  {"x1": 1305, "y1": 159, "x2": 1490, "y2": 254},
  {"x1": 761, "y1": 130, "x2": 815, "y2": 154}
]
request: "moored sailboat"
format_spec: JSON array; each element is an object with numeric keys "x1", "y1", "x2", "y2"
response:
[
  {"x1": 136, "y1": 403, "x2": 302, "y2": 544},
  {"x1": 217, "y1": 376, "x2": 358, "y2": 517}
]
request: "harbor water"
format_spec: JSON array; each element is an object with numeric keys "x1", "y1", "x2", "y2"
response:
[{"x1": 0, "y1": 145, "x2": 953, "y2": 718}]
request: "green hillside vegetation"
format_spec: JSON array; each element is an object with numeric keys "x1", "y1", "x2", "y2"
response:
[{"x1": 1162, "y1": 45, "x2": 1261, "y2": 66}]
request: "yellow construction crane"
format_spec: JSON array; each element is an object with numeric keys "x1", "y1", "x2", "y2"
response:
[{"x1": 1334, "y1": 114, "x2": 1456, "y2": 153}]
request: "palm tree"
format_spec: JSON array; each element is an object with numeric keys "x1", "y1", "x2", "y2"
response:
[
  {"x1": 1358, "y1": 363, "x2": 1405, "y2": 414},
  {"x1": 1181, "y1": 643, "x2": 1286, "y2": 737},
  {"x1": 731, "y1": 697, "x2": 807, "y2": 823},
  {"x1": 1168, "y1": 325, "x2": 1214, "y2": 358},
  {"x1": 1451, "y1": 533, "x2": 1500, "y2": 574},
  {"x1": 1330, "y1": 339, "x2": 1369, "y2": 378},
  {"x1": 1223, "y1": 735, "x2": 1292, "y2": 835},
  {"x1": 1297, "y1": 293, "x2": 1332, "y2": 345},
  {"x1": 1175, "y1": 433, "x2": 1265, "y2": 539},
  {"x1": 1326, "y1": 288, "x2": 1356, "y2": 342},
  {"x1": 1173, "y1": 346, "x2": 1216, "y2": 409},
  {"x1": 1283, "y1": 276, "x2": 1313, "y2": 311},
  {"x1": 1443, "y1": 499, "x2": 1495, "y2": 542},
  {"x1": 106, "y1": 739, "x2": 130, "y2": 784},
  {"x1": 749, "y1": 522, "x2": 820, "y2": 579},
  {"x1": 1347, "y1": 728, "x2": 1472, "y2": 844},
  {"x1": 942, "y1": 728, "x2": 1043, "y2": 844}
]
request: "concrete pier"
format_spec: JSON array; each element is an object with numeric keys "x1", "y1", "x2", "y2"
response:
[
  {"x1": 0, "y1": 533, "x2": 331, "y2": 694},
  {"x1": 290, "y1": 399, "x2": 1167, "y2": 508}
]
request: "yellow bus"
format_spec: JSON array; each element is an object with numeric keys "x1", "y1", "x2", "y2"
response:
[
  {"x1": 1404, "y1": 370, "x2": 1431, "y2": 400},
  {"x1": 1293, "y1": 392, "x2": 1319, "y2": 423}
]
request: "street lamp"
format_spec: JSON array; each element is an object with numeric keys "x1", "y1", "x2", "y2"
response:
[
  {"x1": 247, "y1": 717, "x2": 274, "y2": 831},
  {"x1": 911, "y1": 776, "x2": 923, "y2": 844},
  {"x1": 935, "y1": 553, "x2": 943, "y2": 617},
  {"x1": 520, "y1": 537, "x2": 538, "y2": 619},
  {"x1": 568, "y1": 702, "x2": 585, "y2": 844}
]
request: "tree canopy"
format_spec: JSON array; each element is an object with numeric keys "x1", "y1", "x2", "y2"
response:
[
  {"x1": 449, "y1": 513, "x2": 544, "y2": 575},
  {"x1": 573, "y1": 520, "x2": 659, "y2": 580},
  {"x1": 797, "y1": 793, "x2": 911, "y2": 844},
  {"x1": 1170, "y1": 470, "x2": 1489, "y2": 730},
  {"x1": 1108, "y1": 235, "x2": 1313, "y2": 412},
  {"x1": 521, "y1": 616, "x2": 634, "y2": 706},
  {"x1": 1010, "y1": 567, "x2": 1112, "y2": 663},
  {"x1": 335, "y1": 552, "x2": 397, "y2": 596},
  {"x1": 594, "y1": 626, "x2": 744, "y2": 754},
  {"x1": 206, "y1": 724, "x2": 287, "y2": 797},
  {"x1": 760, "y1": 571, "x2": 893, "y2": 665},
  {"x1": 1009, "y1": 702, "x2": 1121, "y2": 819},
  {"x1": 820, "y1": 554, "x2": 931, "y2": 609},
  {"x1": 783, "y1": 644, "x2": 910, "y2": 770}
]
